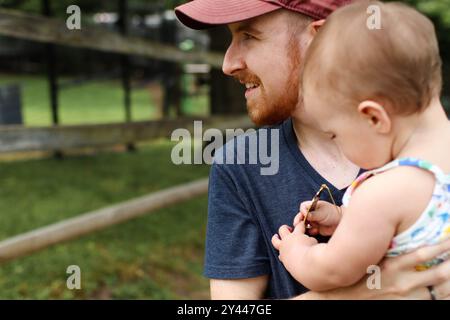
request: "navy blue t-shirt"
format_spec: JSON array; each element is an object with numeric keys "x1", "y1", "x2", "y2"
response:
[{"x1": 204, "y1": 118, "x2": 361, "y2": 299}]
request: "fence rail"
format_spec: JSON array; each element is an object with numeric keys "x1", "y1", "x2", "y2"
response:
[
  {"x1": 0, "y1": 8, "x2": 224, "y2": 68},
  {"x1": 0, "y1": 178, "x2": 209, "y2": 264},
  {"x1": 0, "y1": 115, "x2": 253, "y2": 153}
]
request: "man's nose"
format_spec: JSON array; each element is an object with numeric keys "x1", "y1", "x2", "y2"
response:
[{"x1": 222, "y1": 42, "x2": 245, "y2": 76}]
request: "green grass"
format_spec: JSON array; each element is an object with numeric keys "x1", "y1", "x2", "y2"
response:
[
  {"x1": 0, "y1": 140, "x2": 211, "y2": 299},
  {"x1": 0, "y1": 74, "x2": 209, "y2": 126}
]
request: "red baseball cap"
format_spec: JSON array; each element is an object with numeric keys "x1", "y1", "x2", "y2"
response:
[{"x1": 175, "y1": 0, "x2": 353, "y2": 30}]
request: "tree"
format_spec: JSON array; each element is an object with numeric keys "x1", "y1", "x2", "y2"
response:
[{"x1": 400, "y1": 0, "x2": 450, "y2": 112}]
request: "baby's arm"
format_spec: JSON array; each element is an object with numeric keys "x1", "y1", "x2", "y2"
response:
[{"x1": 273, "y1": 168, "x2": 431, "y2": 291}]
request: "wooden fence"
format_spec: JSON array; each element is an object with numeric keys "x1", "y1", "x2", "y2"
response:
[
  {"x1": 0, "y1": 115, "x2": 253, "y2": 153},
  {"x1": 0, "y1": 4, "x2": 253, "y2": 264},
  {"x1": 0, "y1": 8, "x2": 224, "y2": 68}
]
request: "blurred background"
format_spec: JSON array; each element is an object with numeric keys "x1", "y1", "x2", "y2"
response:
[{"x1": 0, "y1": 0, "x2": 448, "y2": 299}]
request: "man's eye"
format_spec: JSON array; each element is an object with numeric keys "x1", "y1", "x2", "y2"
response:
[{"x1": 243, "y1": 33, "x2": 255, "y2": 40}]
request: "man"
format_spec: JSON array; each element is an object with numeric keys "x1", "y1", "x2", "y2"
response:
[{"x1": 175, "y1": 0, "x2": 450, "y2": 299}]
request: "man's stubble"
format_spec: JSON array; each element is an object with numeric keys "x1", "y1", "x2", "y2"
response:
[{"x1": 236, "y1": 42, "x2": 302, "y2": 126}]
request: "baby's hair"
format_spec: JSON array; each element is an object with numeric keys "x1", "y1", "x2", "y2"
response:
[{"x1": 302, "y1": 0, "x2": 442, "y2": 115}]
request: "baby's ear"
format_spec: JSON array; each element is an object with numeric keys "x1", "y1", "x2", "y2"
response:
[
  {"x1": 357, "y1": 100, "x2": 391, "y2": 134},
  {"x1": 311, "y1": 19, "x2": 326, "y2": 34},
  {"x1": 304, "y1": 19, "x2": 326, "y2": 48}
]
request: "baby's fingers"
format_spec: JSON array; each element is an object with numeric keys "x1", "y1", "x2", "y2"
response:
[
  {"x1": 299, "y1": 201, "x2": 322, "y2": 222},
  {"x1": 293, "y1": 212, "x2": 304, "y2": 226},
  {"x1": 278, "y1": 225, "x2": 293, "y2": 238},
  {"x1": 299, "y1": 201, "x2": 313, "y2": 214},
  {"x1": 271, "y1": 234, "x2": 281, "y2": 250}
]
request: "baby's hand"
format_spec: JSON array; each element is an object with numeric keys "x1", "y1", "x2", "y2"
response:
[
  {"x1": 271, "y1": 222, "x2": 318, "y2": 266},
  {"x1": 293, "y1": 200, "x2": 342, "y2": 236}
]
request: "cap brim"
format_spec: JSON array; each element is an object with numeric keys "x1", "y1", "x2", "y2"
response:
[{"x1": 175, "y1": 0, "x2": 281, "y2": 30}]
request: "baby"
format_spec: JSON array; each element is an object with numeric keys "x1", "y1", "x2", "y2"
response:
[{"x1": 272, "y1": 1, "x2": 450, "y2": 291}]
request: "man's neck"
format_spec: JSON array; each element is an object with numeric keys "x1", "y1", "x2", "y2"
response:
[
  {"x1": 292, "y1": 118, "x2": 340, "y2": 153},
  {"x1": 291, "y1": 116, "x2": 348, "y2": 160},
  {"x1": 291, "y1": 117, "x2": 360, "y2": 190}
]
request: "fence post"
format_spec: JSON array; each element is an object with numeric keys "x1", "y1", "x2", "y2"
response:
[
  {"x1": 118, "y1": 0, "x2": 135, "y2": 152},
  {"x1": 41, "y1": 0, "x2": 63, "y2": 159}
]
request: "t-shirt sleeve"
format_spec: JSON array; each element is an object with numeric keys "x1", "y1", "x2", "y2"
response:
[{"x1": 204, "y1": 161, "x2": 270, "y2": 279}]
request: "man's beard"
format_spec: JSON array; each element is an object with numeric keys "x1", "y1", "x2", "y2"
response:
[{"x1": 234, "y1": 47, "x2": 301, "y2": 126}]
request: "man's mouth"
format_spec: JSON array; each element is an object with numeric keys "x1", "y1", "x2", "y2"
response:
[{"x1": 242, "y1": 82, "x2": 260, "y2": 99}]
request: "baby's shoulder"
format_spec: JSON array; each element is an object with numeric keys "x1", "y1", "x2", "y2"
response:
[
  {"x1": 358, "y1": 165, "x2": 435, "y2": 197},
  {"x1": 351, "y1": 166, "x2": 435, "y2": 221}
]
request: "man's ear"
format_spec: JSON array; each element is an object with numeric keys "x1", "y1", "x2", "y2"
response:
[{"x1": 357, "y1": 100, "x2": 392, "y2": 134}]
